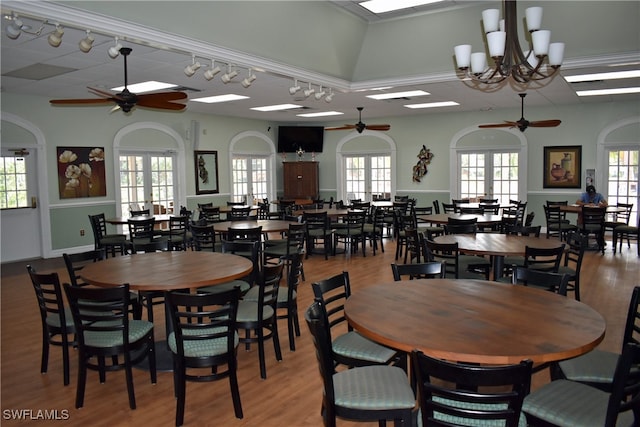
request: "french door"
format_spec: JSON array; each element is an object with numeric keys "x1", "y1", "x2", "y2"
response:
[
  {"x1": 119, "y1": 152, "x2": 176, "y2": 216},
  {"x1": 342, "y1": 154, "x2": 391, "y2": 202},
  {"x1": 231, "y1": 155, "x2": 270, "y2": 203},
  {"x1": 605, "y1": 147, "x2": 639, "y2": 224},
  {"x1": 458, "y1": 150, "x2": 520, "y2": 205}
]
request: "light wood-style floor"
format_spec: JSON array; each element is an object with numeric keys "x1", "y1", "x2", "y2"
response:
[{"x1": 1, "y1": 234, "x2": 638, "y2": 426}]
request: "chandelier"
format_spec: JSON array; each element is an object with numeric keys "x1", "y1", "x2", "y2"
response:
[{"x1": 454, "y1": 0, "x2": 564, "y2": 85}]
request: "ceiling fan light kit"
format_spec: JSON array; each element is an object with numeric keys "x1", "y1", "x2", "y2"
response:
[{"x1": 454, "y1": 0, "x2": 564, "y2": 85}]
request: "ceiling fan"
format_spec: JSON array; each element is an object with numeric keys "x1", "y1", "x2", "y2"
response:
[
  {"x1": 325, "y1": 107, "x2": 390, "y2": 133},
  {"x1": 478, "y1": 93, "x2": 561, "y2": 132},
  {"x1": 49, "y1": 47, "x2": 187, "y2": 113}
]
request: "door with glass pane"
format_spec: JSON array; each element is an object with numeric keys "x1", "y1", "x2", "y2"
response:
[
  {"x1": 119, "y1": 153, "x2": 176, "y2": 216},
  {"x1": 231, "y1": 156, "x2": 269, "y2": 204},
  {"x1": 459, "y1": 151, "x2": 519, "y2": 205},
  {"x1": 343, "y1": 155, "x2": 391, "y2": 202},
  {"x1": 606, "y1": 147, "x2": 639, "y2": 224}
]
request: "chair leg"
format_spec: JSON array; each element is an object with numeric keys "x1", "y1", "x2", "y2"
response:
[
  {"x1": 228, "y1": 362, "x2": 243, "y2": 419},
  {"x1": 124, "y1": 354, "x2": 137, "y2": 410},
  {"x1": 40, "y1": 330, "x2": 50, "y2": 375},
  {"x1": 75, "y1": 353, "x2": 88, "y2": 409},
  {"x1": 62, "y1": 334, "x2": 70, "y2": 386},
  {"x1": 175, "y1": 364, "x2": 186, "y2": 426}
]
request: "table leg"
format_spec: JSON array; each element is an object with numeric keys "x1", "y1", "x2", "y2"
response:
[{"x1": 492, "y1": 255, "x2": 505, "y2": 281}]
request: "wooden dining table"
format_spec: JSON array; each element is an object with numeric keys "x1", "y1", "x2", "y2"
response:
[
  {"x1": 420, "y1": 213, "x2": 503, "y2": 225},
  {"x1": 105, "y1": 214, "x2": 172, "y2": 225},
  {"x1": 345, "y1": 279, "x2": 606, "y2": 365},
  {"x1": 296, "y1": 207, "x2": 363, "y2": 220},
  {"x1": 81, "y1": 251, "x2": 253, "y2": 370},
  {"x1": 211, "y1": 219, "x2": 297, "y2": 234},
  {"x1": 434, "y1": 233, "x2": 565, "y2": 280}
]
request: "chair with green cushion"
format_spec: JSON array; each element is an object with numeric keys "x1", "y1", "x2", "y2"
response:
[
  {"x1": 604, "y1": 202, "x2": 633, "y2": 236},
  {"x1": 263, "y1": 222, "x2": 306, "y2": 280},
  {"x1": 391, "y1": 261, "x2": 445, "y2": 280},
  {"x1": 27, "y1": 265, "x2": 76, "y2": 386},
  {"x1": 552, "y1": 286, "x2": 640, "y2": 392},
  {"x1": 63, "y1": 249, "x2": 143, "y2": 320},
  {"x1": 411, "y1": 349, "x2": 532, "y2": 427},
  {"x1": 523, "y1": 244, "x2": 565, "y2": 272},
  {"x1": 167, "y1": 215, "x2": 189, "y2": 251},
  {"x1": 424, "y1": 239, "x2": 489, "y2": 280},
  {"x1": 557, "y1": 231, "x2": 588, "y2": 300},
  {"x1": 510, "y1": 266, "x2": 570, "y2": 296},
  {"x1": 246, "y1": 252, "x2": 304, "y2": 351},
  {"x1": 544, "y1": 205, "x2": 577, "y2": 241},
  {"x1": 303, "y1": 211, "x2": 334, "y2": 260},
  {"x1": 412, "y1": 205, "x2": 444, "y2": 240},
  {"x1": 501, "y1": 224, "x2": 542, "y2": 276},
  {"x1": 63, "y1": 283, "x2": 156, "y2": 410},
  {"x1": 522, "y1": 342, "x2": 640, "y2": 427},
  {"x1": 166, "y1": 287, "x2": 243, "y2": 426},
  {"x1": 363, "y1": 206, "x2": 387, "y2": 256},
  {"x1": 305, "y1": 301, "x2": 416, "y2": 427},
  {"x1": 333, "y1": 210, "x2": 367, "y2": 257},
  {"x1": 613, "y1": 214, "x2": 639, "y2": 256},
  {"x1": 88, "y1": 213, "x2": 126, "y2": 257},
  {"x1": 581, "y1": 205, "x2": 607, "y2": 254},
  {"x1": 198, "y1": 240, "x2": 260, "y2": 296},
  {"x1": 236, "y1": 261, "x2": 284, "y2": 379},
  {"x1": 189, "y1": 223, "x2": 222, "y2": 252},
  {"x1": 311, "y1": 271, "x2": 405, "y2": 369}
]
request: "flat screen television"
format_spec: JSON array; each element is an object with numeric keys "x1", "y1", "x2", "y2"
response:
[{"x1": 277, "y1": 126, "x2": 324, "y2": 153}]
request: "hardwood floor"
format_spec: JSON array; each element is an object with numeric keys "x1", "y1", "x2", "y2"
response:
[{"x1": 1, "y1": 235, "x2": 637, "y2": 426}]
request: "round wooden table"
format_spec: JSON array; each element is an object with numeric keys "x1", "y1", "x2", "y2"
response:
[
  {"x1": 420, "y1": 213, "x2": 503, "y2": 225},
  {"x1": 345, "y1": 279, "x2": 606, "y2": 365},
  {"x1": 212, "y1": 219, "x2": 297, "y2": 234},
  {"x1": 296, "y1": 208, "x2": 363, "y2": 220},
  {"x1": 105, "y1": 214, "x2": 172, "y2": 225},
  {"x1": 81, "y1": 251, "x2": 253, "y2": 371},
  {"x1": 80, "y1": 251, "x2": 253, "y2": 291},
  {"x1": 434, "y1": 233, "x2": 565, "y2": 280}
]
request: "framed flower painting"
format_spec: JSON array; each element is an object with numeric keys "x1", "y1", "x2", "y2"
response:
[{"x1": 57, "y1": 147, "x2": 107, "y2": 198}]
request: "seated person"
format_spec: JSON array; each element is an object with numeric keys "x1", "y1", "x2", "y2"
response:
[{"x1": 576, "y1": 185, "x2": 607, "y2": 207}]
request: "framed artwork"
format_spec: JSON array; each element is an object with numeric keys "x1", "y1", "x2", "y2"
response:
[
  {"x1": 543, "y1": 145, "x2": 582, "y2": 189},
  {"x1": 57, "y1": 146, "x2": 106, "y2": 198},
  {"x1": 194, "y1": 150, "x2": 219, "y2": 194}
]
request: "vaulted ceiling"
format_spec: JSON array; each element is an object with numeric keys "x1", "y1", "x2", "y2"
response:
[{"x1": 1, "y1": 1, "x2": 638, "y2": 123}]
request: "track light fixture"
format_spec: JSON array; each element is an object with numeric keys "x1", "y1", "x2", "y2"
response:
[
  {"x1": 203, "y1": 59, "x2": 221, "y2": 81},
  {"x1": 324, "y1": 88, "x2": 334, "y2": 103},
  {"x1": 47, "y1": 24, "x2": 64, "y2": 47},
  {"x1": 241, "y1": 68, "x2": 257, "y2": 88},
  {"x1": 289, "y1": 78, "x2": 301, "y2": 95},
  {"x1": 108, "y1": 37, "x2": 122, "y2": 58},
  {"x1": 6, "y1": 14, "x2": 23, "y2": 40},
  {"x1": 303, "y1": 82, "x2": 315, "y2": 98},
  {"x1": 184, "y1": 54, "x2": 201, "y2": 77},
  {"x1": 221, "y1": 65, "x2": 238, "y2": 83},
  {"x1": 79, "y1": 30, "x2": 94, "y2": 53},
  {"x1": 314, "y1": 85, "x2": 326, "y2": 100}
]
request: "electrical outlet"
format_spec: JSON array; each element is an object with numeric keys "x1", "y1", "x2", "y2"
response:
[{"x1": 80, "y1": 229, "x2": 85, "y2": 236}]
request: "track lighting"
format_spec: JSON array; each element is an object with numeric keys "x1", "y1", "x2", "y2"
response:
[
  {"x1": 79, "y1": 30, "x2": 94, "y2": 53},
  {"x1": 6, "y1": 14, "x2": 23, "y2": 40},
  {"x1": 303, "y1": 82, "x2": 315, "y2": 98},
  {"x1": 47, "y1": 24, "x2": 64, "y2": 47},
  {"x1": 108, "y1": 37, "x2": 122, "y2": 58},
  {"x1": 184, "y1": 55, "x2": 201, "y2": 77},
  {"x1": 314, "y1": 85, "x2": 326, "y2": 100},
  {"x1": 241, "y1": 68, "x2": 256, "y2": 88},
  {"x1": 325, "y1": 88, "x2": 334, "y2": 103},
  {"x1": 221, "y1": 65, "x2": 238, "y2": 83},
  {"x1": 203, "y1": 59, "x2": 221, "y2": 81},
  {"x1": 289, "y1": 78, "x2": 301, "y2": 95}
]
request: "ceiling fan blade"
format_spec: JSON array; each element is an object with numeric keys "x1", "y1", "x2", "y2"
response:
[
  {"x1": 528, "y1": 119, "x2": 562, "y2": 127},
  {"x1": 50, "y1": 98, "x2": 114, "y2": 105},
  {"x1": 136, "y1": 98, "x2": 187, "y2": 111},
  {"x1": 478, "y1": 121, "x2": 519, "y2": 128},
  {"x1": 365, "y1": 124, "x2": 391, "y2": 131},
  {"x1": 87, "y1": 86, "x2": 120, "y2": 99},
  {"x1": 137, "y1": 91, "x2": 188, "y2": 102},
  {"x1": 325, "y1": 125, "x2": 356, "y2": 131}
]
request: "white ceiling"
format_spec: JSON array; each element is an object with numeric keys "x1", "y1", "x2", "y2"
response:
[{"x1": 1, "y1": 1, "x2": 638, "y2": 124}]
